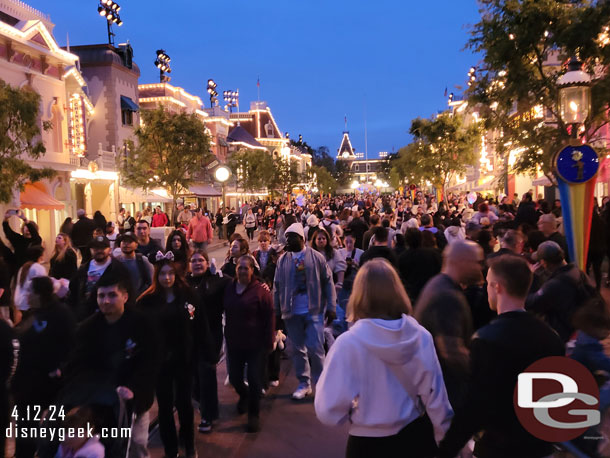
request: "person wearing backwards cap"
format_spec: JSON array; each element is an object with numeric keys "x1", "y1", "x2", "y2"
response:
[
  {"x1": 525, "y1": 240, "x2": 590, "y2": 342},
  {"x1": 273, "y1": 223, "x2": 336, "y2": 400},
  {"x1": 67, "y1": 235, "x2": 129, "y2": 321}
]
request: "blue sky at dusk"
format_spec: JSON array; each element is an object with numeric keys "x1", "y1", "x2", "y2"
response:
[{"x1": 29, "y1": 0, "x2": 481, "y2": 158}]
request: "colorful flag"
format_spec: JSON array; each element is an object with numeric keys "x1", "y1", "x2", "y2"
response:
[{"x1": 257, "y1": 77, "x2": 260, "y2": 88}]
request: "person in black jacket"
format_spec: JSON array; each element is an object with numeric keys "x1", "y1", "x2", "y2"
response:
[
  {"x1": 514, "y1": 192, "x2": 538, "y2": 229},
  {"x1": 0, "y1": 318, "x2": 16, "y2": 458},
  {"x1": 137, "y1": 258, "x2": 208, "y2": 458},
  {"x1": 438, "y1": 255, "x2": 564, "y2": 458},
  {"x1": 187, "y1": 250, "x2": 230, "y2": 433},
  {"x1": 49, "y1": 233, "x2": 78, "y2": 281},
  {"x1": 62, "y1": 272, "x2": 158, "y2": 458},
  {"x1": 71, "y1": 210, "x2": 97, "y2": 264},
  {"x1": 398, "y1": 228, "x2": 442, "y2": 304},
  {"x1": 12, "y1": 277, "x2": 76, "y2": 458},
  {"x1": 359, "y1": 226, "x2": 398, "y2": 267},
  {"x1": 67, "y1": 236, "x2": 129, "y2": 321},
  {"x1": 2, "y1": 210, "x2": 42, "y2": 269}
]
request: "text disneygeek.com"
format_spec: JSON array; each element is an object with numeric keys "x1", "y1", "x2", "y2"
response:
[{"x1": 6, "y1": 424, "x2": 131, "y2": 441}]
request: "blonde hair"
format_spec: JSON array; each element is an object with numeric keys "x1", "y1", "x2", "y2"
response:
[
  {"x1": 347, "y1": 258, "x2": 412, "y2": 322},
  {"x1": 52, "y1": 233, "x2": 73, "y2": 263}
]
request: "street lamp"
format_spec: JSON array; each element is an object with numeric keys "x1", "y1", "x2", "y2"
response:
[
  {"x1": 207, "y1": 79, "x2": 218, "y2": 107},
  {"x1": 557, "y1": 57, "x2": 592, "y2": 137},
  {"x1": 214, "y1": 165, "x2": 231, "y2": 241},
  {"x1": 223, "y1": 90, "x2": 239, "y2": 113},
  {"x1": 155, "y1": 49, "x2": 171, "y2": 83},
  {"x1": 97, "y1": 0, "x2": 122, "y2": 46}
]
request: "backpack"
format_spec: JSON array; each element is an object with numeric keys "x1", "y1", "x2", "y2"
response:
[{"x1": 135, "y1": 253, "x2": 152, "y2": 294}]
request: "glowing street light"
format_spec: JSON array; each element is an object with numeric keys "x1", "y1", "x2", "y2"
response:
[
  {"x1": 97, "y1": 0, "x2": 122, "y2": 46},
  {"x1": 557, "y1": 57, "x2": 591, "y2": 136},
  {"x1": 223, "y1": 90, "x2": 239, "y2": 113},
  {"x1": 207, "y1": 79, "x2": 218, "y2": 107},
  {"x1": 155, "y1": 49, "x2": 171, "y2": 83}
]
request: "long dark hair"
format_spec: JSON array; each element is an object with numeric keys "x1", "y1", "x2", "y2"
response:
[
  {"x1": 165, "y1": 230, "x2": 189, "y2": 259},
  {"x1": 311, "y1": 228, "x2": 334, "y2": 260},
  {"x1": 137, "y1": 258, "x2": 189, "y2": 301}
]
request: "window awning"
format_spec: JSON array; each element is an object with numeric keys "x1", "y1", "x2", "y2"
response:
[
  {"x1": 185, "y1": 184, "x2": 222, "y2": 197},
  {"x1": 120, "y1": 95, "x2": 139, "y2": 112},
  {"x1": 20, "y1": 184, "x2": 64, "y2": 210}
]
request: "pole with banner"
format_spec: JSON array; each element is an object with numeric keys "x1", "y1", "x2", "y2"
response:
[{"x1": 553, "y1": 143, "x2": 599, "y2": 270}]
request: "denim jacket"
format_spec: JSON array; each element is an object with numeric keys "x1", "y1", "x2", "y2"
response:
[{"x1": 273, "y1": 247, "x2": 336, "y2": 319}]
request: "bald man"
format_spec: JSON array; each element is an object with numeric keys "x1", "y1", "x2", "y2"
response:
[{"x1": 415, "y1": 240, "x2": 484, "y2": 411}]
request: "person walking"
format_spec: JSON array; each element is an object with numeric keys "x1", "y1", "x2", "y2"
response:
[
  {"x1": 438, "y1": 255, "x2": 564, "y2": 458},
  {"x1": 315, "y1": 259, "x2": 453, "y2": 458},
  {"x1": 3, "y1": 210, "x2": 43, "y2": 269},
  {"x1": 273, "y1": 223, "x2": 336, "y2": 400},
  {"x1": 152, "y1": 206, "x2": 169, "y2": 228},
  {"x1": 136, "y1": 258, "x2": 200, "y2": 458},
  {"x1": 415, "y1": 240, "x2": 484, "y2": 411},
  {"x1": 224, "y1": 255, "x2": 274, "y2": 432},
  {"x1": 244, "y1": 209, "x2": 257, "y2": 241},
  {"x1": 187, "y1": 208, "x2": 213, "y2": 251},
  {"x1": 187, "y1": 250, "x2": 230, "y2": 433}
]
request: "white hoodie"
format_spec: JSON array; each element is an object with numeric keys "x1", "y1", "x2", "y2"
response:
[{"x1": 315, "y1": 314, "x2": 453, "y2": 443}]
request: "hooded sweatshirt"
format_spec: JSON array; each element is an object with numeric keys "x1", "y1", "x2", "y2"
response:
[{"x1": 314, "y1": 314, "x2": 453, "y2": 442}]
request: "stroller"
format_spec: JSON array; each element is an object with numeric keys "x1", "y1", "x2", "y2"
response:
[{"x1": 38, "y1": 382, "x2": 137, "y2": 458}]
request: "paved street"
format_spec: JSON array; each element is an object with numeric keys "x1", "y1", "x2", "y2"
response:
[{"x1": 147, "y1": 225, "x2": 349, "y2": 458}]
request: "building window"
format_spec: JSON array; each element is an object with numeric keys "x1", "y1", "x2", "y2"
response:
[
  {"x1": 265, "y1": 121, "x2": 274, "y2": 137},
  {"x1": 366, "y1": 163, "x2": 371, "y2": 171},
  {"x1": 122, "y1": 109, "x2": 133, "y2": 126},
  {"x1": 354, "y1": 164, "x2": 359, "y2": 172}
]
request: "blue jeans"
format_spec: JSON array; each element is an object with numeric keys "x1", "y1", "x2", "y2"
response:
[{"x1": 284, "y1": 313, "x2": 325, "y2": 387}]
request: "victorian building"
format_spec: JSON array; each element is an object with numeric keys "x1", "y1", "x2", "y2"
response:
[
  {"x1": 335, "y1": 130, "x2": 389, "y2": 192},
  {"x1": 0, "y1": 0, "x2": 96, "y2": 254}
]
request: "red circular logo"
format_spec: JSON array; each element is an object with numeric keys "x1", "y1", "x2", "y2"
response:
[{"x1": 513, "y1": 356, "x2": 600, "y2": 442}]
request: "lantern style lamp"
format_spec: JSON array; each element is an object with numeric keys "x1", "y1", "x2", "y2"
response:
[{"x1": 557, "y1": 57, "x2": 591, "y2": 136}]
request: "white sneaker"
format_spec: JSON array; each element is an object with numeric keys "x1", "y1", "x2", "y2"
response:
[{"x1": 291, "y1": 384, "x2": 312, "y2": 400}]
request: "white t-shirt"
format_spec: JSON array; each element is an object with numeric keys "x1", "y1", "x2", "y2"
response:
[
  {"x1": 85, "y1": 258, "x2": 112, "y2": 300},
  {"x1": 14, "y1": 263, "x2": 47, "y2": 311}
]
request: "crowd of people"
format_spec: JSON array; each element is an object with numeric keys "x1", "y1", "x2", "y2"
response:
[{"x1": 0, "y1": 187, "x2": 608, "y2": 457}]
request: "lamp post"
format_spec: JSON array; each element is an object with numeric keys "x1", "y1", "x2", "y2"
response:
[
  {"x1": 155, "y1": 49, "x2": 171, "y2": 83},
  {"x1": 97, "y1": 0, "x2": 122, "y2": 46},
  {"x1": 207, "y1": 79, "x2": 218, "y2": 107},
  {"x1": 554, "y1": 57, "x2": 598, "y2": 269},
  {"x1": 214, "y1": 165, "x2": 231, "y2": 241}
]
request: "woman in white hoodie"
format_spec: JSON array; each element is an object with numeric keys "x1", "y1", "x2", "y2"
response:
[{"x1": 315, "y1": 258, "x2": 453, "y2": 458}]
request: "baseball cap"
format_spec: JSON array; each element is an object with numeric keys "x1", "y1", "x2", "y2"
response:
[
  {"x1": 535, "y1": 240, "x2": 564, "y2": 264},
  {"x1": 89, "y1": 235, "x2": 110, "y2": 249},
  {"x1": 285, "y1": 223, "x2": 305, "y2": 239}
]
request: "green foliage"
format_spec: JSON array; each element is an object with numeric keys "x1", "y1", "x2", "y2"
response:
[
  {"x1": 311, "y1": 165, "x2": 337, "y2": 194},
  {"x1": 467, "y1": 0, "x2": 610, "y2": 180},
  {"x1": 121, "y1": 106, "x2": 211, "y2": 214},
  {"x1": 391, "y1": 112, "x2": 481, "y2": 193},
  {"x1": 271, "y1": 159, "x2": 302, "y2": 196},
  {"x1": 0, "y1": 80, "x2": 55, "y2": 203},
  {"x1": 228, "y1": 148, "x2": 275, "y2": 192},
  {"x1": 333, "y1": 160, "x2": 352, "y2": 187}
]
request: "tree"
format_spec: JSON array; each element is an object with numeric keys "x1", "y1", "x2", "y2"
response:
[
  {"x1": 391, "y1": 112, "x2": 481, "y2": 198},
  {"x1": 121, "y1": 106, "x2": 211, "y2": 218},
  {"x1": 467, "y1": 0, "x2": 610, "y2": 182},
  {"x1": 0, "y1": 80, "x2": 55, "y2": 203},
  {"x1": 312, "y1": 146, "x2": 336, "y2": 172},
  {"x1": 311, "y1": 164, "x2": 337, "y2": 195},
  {"x1": 333, "y1": 160, "x2": 352, "y2": 187},
  {"x1": 228, "y1": 148, "x2": 275, "y2": 193},
  {"x1": 271, "y1": 159, "x2": 302, "y2": 197}
]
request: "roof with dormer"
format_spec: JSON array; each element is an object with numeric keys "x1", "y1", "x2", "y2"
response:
[
  {"x1": 227, "y1": 125, "x2": 264, "y2": 150},
  {"x1": 337, "y1": 131, "x2": 356, "y2": 160}
]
